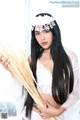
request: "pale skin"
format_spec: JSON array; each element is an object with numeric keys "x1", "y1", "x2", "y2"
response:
[
  {"x1": 0, "y1": 28, "x2": 66, "y2": 119},
  {"x1": 0, "y1": 55, "x2": 10, "y2": 69}
]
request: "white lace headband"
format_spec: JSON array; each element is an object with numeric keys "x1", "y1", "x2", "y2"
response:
[{"x1": 31, "y1": 15, "x2": 56, "y2": 31}]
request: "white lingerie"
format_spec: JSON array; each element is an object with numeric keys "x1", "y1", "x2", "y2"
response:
[{"x1": 36, "y1": 60, "x2": 52, "y2": 95}]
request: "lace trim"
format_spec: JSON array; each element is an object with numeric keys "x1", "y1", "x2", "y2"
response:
[{"x1": 37, "y1": 83, "x2": 52, "y2": 94}]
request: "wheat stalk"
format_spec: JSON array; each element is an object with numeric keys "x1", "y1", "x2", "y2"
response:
[{"x1": 0, "y1": 44, "x2": 56, "y2": 120}]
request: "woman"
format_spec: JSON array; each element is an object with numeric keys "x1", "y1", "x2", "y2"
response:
[
  {"x1": 24, "y1": 13, "x2": 80, "y2": 120},
  {"x1": 0, "y1": 13, "x2": 79, "y2": 120}
]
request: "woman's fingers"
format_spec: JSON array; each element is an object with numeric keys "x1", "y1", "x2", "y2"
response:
[{"x1": 0, "y1": 56, "x2": 10, "y2": 68}]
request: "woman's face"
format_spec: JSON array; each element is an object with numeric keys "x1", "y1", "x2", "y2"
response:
[{"x1": 35, "y1": 27, "x2": 53, "y2": 50}]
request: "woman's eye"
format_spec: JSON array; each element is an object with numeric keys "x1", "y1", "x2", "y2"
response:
[
  {"x1": 35, "y1": 32, "x2": 40, "y2": 35},
  {"x1": 45, "y1": 30, "x2": 50, "y2": 33}
]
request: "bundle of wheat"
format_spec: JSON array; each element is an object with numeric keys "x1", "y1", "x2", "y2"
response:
[{"x1": 0, "y1": 44, "x2": 56, "y2": 120}]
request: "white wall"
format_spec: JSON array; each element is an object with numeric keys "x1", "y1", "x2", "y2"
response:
[{"x1": 0, "y1": 0, "x2": 26, "y2": 51}]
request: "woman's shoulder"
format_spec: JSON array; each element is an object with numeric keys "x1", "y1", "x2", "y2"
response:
[
  {"x1": 64, "y1": 48, "x2": 79, "y2": 70},
  {"x1": 64, "y1": 48, "x2": 78, "y2": 61}
]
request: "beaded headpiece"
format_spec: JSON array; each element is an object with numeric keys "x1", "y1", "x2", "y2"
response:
[{"x1": 31, "y1": 15, "x2": 55, "y2": 31}]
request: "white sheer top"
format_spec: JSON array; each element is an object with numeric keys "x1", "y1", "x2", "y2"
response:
[
  {"x1": 36, "y1": 48, "x2": 80, "y2": 109},
  {"x1": 37, "y1": 59, "x2": 52, "y2": 94}
]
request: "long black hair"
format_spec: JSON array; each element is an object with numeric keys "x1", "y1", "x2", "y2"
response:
[{"x1": 24, "y1": 13, "x2": 74, "y2": 118}]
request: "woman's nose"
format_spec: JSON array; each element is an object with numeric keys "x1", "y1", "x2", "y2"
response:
[{"x1": 40, "y1": 32, "x2": 45, "y2": 40}]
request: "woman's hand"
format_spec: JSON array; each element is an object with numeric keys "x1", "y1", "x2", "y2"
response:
[
  {"x1": 38, "y1": 101, "x2": 66, "y2": 119},
  {"x1": 0, "y1": 55, "x2": 10, "y2": 70}
]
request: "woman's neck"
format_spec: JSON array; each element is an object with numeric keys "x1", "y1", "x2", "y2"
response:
[
  {"x1": 43, "y1": 48, "x2": 50, "y2": 53},
  {"x1": 42, "y1": 49, "x2": 51, "y2": 60}
]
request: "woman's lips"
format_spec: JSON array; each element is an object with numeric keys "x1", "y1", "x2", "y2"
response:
[{"x1": 41, "y1": 42, "x2": 48, "y2": 46}]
